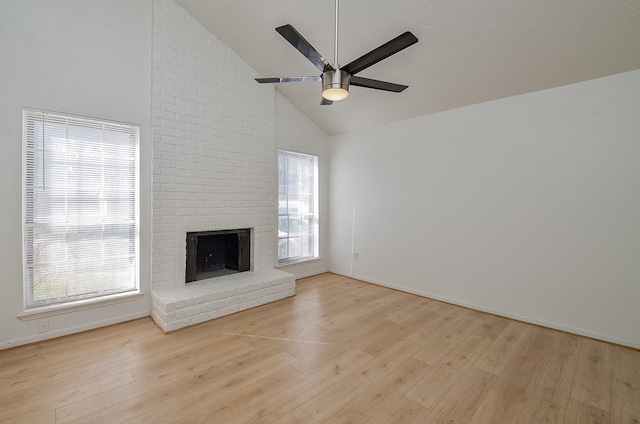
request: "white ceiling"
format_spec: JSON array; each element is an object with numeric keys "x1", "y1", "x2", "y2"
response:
[{"x1": 177, "y1": 0, "x2": 640, "y2": 136}]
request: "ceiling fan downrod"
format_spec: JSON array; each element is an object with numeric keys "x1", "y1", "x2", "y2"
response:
[
  {"x1": 323, "y1": 0, "x2": 350, "y2": 101},
  {"x1": 333, "y1": 0, "x2": 339, "y2": 68}
]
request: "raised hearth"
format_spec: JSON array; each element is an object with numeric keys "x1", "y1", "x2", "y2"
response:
[{"x1": 151, "y1": 269, "x2": 295, "y2": 332}]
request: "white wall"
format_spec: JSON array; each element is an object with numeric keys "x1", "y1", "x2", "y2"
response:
[
  {"x1": 0, "y1": 0, "x2": 153, "y2": 348},
  {"x1": 275, "y1": 93, "x2": 330, "y2": 278},
  {"x1": 329, "y1": 70, "x2": 640, "y2": 348}
]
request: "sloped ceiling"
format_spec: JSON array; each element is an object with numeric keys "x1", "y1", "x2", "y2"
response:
[{"x1": 177, "y1": 0, "x2": 640, "y2": 135}]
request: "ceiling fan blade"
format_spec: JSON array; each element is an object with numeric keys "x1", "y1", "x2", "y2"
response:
[
  {"x1": 255, "y1": 76, "x2": 321, "y2": 84},
  {"x1": 342, "y1": 31, "x2": 418, "y2": 75},
  {"x1": 320, "y1": 98, "x2": 333, "y2": 105},
  {"x1": 255, "y1": 77, "x2": 283, "y2": 83},
  {"x1": 276, "y1": 24, "x2": 334, "y2": 72},
  {"x1": 349, "y1": 76, "x2": 408, "y2": 93}
]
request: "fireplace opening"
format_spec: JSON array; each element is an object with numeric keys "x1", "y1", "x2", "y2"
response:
[{"x1": 186, "y1": 229, "x2": 250, "y2": 283}]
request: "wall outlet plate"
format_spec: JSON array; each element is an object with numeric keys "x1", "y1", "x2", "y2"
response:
[{"x1": 38, "y1": 319, "x2": 49, "y2": 333}]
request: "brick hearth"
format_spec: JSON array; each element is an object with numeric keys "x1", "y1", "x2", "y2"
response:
[{"x1": 151, "y1": 269, "x2": 294, "y2": 332}]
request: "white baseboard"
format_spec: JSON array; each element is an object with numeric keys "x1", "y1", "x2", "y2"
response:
[
  {"x1": 1, "y1": 311, "x2": 151, "y2": 350},
  {"x1": 278, "y1": 266, "x2": 329, "y2": 280},
  {"x1": 328, "y1": 269, "x2": 640, "y2": 350}
]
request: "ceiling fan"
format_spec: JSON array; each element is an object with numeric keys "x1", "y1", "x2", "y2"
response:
[{"x1": 255, "y1": 0, "x2": 418, "y2": 105}]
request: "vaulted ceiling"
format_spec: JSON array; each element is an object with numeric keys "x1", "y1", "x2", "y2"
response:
[{"x1": 177, "y1": 0, "x2": 640, "y2": 135}]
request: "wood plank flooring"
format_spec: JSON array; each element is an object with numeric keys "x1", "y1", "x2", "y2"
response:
[{"x1": 1, "y1": 273, "x2": 639, "y2": 423}]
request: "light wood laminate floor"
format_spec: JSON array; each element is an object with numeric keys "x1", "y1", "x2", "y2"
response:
[{"x1": 1, "y1": 273, "x2": 639, "y2": 423}]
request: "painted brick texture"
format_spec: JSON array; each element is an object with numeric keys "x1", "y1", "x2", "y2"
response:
[
  {"x1": 150, "y1": 0, "x2": 293, "y2": 331},
  {"x1": 151, "y1": 270, "x2": 295, "y2": 332},
  {"x1": 152, "y1": 0, "x2": 277, "y2": 290}
]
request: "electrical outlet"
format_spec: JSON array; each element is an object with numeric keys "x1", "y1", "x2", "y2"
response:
[
  {"x1": 353, "y1": 252, "x2": 360, "y2": 261},
  {"x1": 38, "y1": 319, "x2": 49, "y2": 333}
]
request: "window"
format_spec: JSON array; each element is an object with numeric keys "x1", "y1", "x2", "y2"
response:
[
  {"x1": 278, "y1": 150, "x2": 319, "y2": 263},
  {"x1": 23, "y1": 109, "x2": 139, "y2": 309}
]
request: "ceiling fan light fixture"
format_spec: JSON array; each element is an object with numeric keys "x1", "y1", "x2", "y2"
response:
[{"x1": 322, "y1": 69, "x2": 350, "y2": 101}]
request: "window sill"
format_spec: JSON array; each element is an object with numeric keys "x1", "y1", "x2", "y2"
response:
[
  {"x1": 277, "y1": 257, "x2": 322, "y2": 268},
  {"x1": 17, "y1": 291, "x2": 145, "y2": 321}
]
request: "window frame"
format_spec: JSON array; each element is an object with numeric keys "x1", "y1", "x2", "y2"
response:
[
  {"x1": 22, "y1": 108, "x2": 141, "y2": 313},
  {"x1": 277, "y1": 149, "x2": 320, "y2": 265}
]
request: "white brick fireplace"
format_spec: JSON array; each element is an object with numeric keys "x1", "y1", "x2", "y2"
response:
[{"x1": 150, "y1": 0, "x2": 294, "y2": 332}]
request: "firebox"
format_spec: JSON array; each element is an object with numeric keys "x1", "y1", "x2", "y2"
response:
[{"x1": 185, "y1": 229, "x2": 250, "y2": 283}]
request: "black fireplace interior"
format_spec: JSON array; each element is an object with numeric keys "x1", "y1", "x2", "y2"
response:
[{"x1": 186, "y1": 229, "x2": 250, "y2": 283}]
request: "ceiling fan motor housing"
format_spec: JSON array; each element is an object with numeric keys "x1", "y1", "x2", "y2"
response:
[{"x1": 322, "y1": 69, "x2": 350, "y2": 100}]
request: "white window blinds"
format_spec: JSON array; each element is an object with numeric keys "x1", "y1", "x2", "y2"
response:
[{"x1": 23, "y1": 109, "x2": 139, "y2": 308}]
